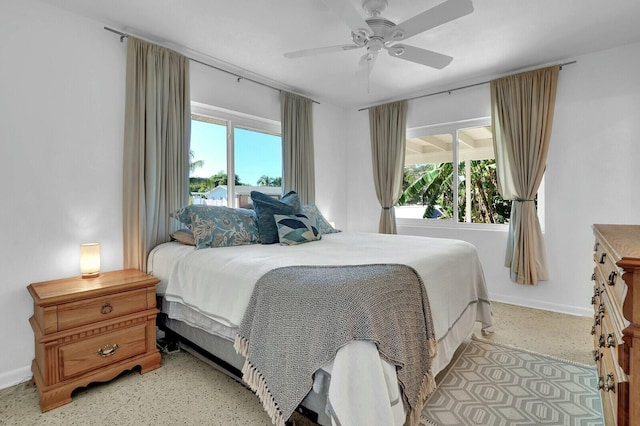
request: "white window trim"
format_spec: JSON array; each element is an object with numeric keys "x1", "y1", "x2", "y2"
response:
[
  {"x1": 398, "y1": 117, "x2": 545, "y2": 232},
  {"x1": 191, "y1": 101, "x2": 280, "y2": 135}
]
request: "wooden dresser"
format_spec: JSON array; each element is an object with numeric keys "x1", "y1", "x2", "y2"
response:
[
  {"x1": 28, "y1": 269, "x2": 161, "y2": 412},
  {"x1": 592, "y1": 224, "x2": 640, "y2": 426}
]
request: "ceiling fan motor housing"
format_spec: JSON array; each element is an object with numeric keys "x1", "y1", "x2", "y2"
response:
[{"x1": 352, "y1": 17, "x2": 396, "y2": 49}]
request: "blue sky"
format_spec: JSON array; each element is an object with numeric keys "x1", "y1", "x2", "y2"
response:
[{"x1": 190, "y1": 120, "x2": 282, "y2": 186}]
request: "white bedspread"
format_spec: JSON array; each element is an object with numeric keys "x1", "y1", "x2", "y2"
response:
[{"x1": 148, "y1": 232, "x2": 492, "y2": 425}]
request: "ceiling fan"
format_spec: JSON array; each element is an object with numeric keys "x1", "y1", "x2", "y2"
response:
[{"x1": 284, "y1": 0, "x2": 474, "y2": 75}]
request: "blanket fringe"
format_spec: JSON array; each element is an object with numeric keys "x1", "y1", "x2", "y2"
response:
[
  {"x1": 407, "y1": 368, "x2": 437, "y2": 426},
  {"x1": 234, "y1": 335, "x2": 287, "y2": 426},
  {"x1": 406, "y1": 337, "x2": 438, "y2": 426}
]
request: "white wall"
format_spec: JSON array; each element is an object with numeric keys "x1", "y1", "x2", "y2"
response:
[
  {"x1": 0, "y1": 0, "x2": 349, "y2": 389},
  {"x1": 0, "y1": 0, "x2": 127, "y2": 389},
  {"x1": 345, "y1": 42, "x2": 640, "y2": 317}
]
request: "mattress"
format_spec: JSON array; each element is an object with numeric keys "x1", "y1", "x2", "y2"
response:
[{"x1": 148, "y1": 232, "x2": 493, "y2": 424}]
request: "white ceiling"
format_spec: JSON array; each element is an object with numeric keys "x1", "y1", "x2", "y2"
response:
[{"x1": 40, "y1": 0, "x2": 640, "y2": 108}]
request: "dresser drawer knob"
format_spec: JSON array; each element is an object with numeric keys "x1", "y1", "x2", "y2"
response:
[
  {"x1": 591, "y1": 273, "x2": 596, "y2": 281},
  {"x1": 598, "y1": 303, "x2": 605, "y2": 315},
  {"x1": 605, "y1": 374, "x2": 616, "y2": 392},
  {"x1": 96, "y1": 343, "x2": 119, "y2": 357},
  {"x1": 593, "y1": 350, "x2": 602, "y2": 362},
  {"x1": 607, "y1": 271, "x2": 617, "y2": 286},
  {"x1": 599, "y1": 253, "x2": 606, "y2": 264},
  {"x1": 594, "y1": 314, "x2": 601, "y2": 326},
  {"x1": 606, "y1": 333, "x2": 616, "y2": 348},
  {"x1": 598, "y1": 376, "x2": 604, "y2": 390},
  {"x1": 598, "y1": 334, "x2": 605, "y2": 348},
  {"x1": 591, "y1": 325, "x2": 596, "y2": 336},
  {"x1": 100, "y1": 303, "x2": 113, "y2": 314}
]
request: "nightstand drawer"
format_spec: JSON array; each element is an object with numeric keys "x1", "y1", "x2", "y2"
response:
[
  {"x1": 58, "y1": 288, "x2": 148, "y2": 331},
  {"x1": 59, "y1": 322, "x2": 147, "y2": 380}
]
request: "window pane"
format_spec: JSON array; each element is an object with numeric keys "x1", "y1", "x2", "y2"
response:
[
  {"x1": 398, "y1": 133, "x2": 454, "y2": 220},
  {"x1": 234, "y1": 127, "x2": 282, "y2": 208},
  {"x1": 457, "y1": 126, "x2": 511, "y2": 224},
  {"x1": 189, "y1": 118, "x2": 227, "y2": 205}
]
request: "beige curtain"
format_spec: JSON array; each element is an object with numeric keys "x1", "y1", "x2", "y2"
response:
[
  {"x1": 369, "y1": 100, "x2": 408, "y2": 234},
  {"x1": 281, "y1": 91, "x2": 315, "y2": 204},
  {"x1": 122, "y1": 37, "x2": 191, "y2": 271},
  {"x1": 490, "y1": 65, "x2": 559, "y2": 285}
]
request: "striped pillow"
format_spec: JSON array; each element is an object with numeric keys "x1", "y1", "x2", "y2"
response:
[{"x1": 274, "y1": 214, "x2": 321, "y2": 245}]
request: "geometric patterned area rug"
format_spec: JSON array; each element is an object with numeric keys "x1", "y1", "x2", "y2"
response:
[{"x1": 421, "y1": 336, "x2": 604, "y2": 426}]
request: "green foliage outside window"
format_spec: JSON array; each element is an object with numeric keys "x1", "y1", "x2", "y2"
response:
[{"x1": 398, "y1": 159, "x2": 512, "y2": 224}]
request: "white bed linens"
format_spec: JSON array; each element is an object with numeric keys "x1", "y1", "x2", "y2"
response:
[{"x1": 148, "y1": 232, "x2": 492, "y2": 425}]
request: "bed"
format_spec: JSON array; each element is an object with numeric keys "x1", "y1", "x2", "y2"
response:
[{"x1": 147, "y1": 228, "x2": 493, "y2": 426}]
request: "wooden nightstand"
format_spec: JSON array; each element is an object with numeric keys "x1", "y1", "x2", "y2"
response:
[{"x1": 28, "y1": 269, "x2": 161, "y2": 412}]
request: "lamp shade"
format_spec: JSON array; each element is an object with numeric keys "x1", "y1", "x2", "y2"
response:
[{"x1": 80, "y1": 243, "x2": 100, "y2": 278}]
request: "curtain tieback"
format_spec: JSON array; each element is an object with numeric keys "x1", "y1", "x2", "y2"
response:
[
  {"x1": 515, "y1": 198, "x2": 534, "y2": 202},
  {"x1": 382, "y1": 206, "x2": 393, "y2": 210}
]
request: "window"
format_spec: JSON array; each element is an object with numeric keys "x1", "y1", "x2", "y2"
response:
[
  {"x1": 189, "y1": 103, "x2": 282, "y2": 208},
  {"x1": 397, "y1": 118, "x2": 519, "y2": 225}
]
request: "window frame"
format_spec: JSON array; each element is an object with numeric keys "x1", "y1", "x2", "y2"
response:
[
  {"x1": 190, "y1": 101, "x2": 281, "y2": 207},
  {"x1": 397, "y1": 117, "x2": 545, "y2": 232}
]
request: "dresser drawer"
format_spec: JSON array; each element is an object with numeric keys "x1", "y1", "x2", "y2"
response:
[
  {"x1": 59, "y1": 322, "x2": 148, "y2": 380},
  {"x1": 57, "y1": 288, "x2": 148, "y2": 331}
]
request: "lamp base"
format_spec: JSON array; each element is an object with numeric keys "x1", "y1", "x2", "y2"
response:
[{"x1": 81, "y1": 273, "x2": 100, "y2": 279}]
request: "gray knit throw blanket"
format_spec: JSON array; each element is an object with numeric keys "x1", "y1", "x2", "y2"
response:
[{"x1": 234, "y1": 264, "x2": 438, "y2": 426}]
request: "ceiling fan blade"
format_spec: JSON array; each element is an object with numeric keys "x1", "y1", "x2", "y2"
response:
[
  {"x1": 320, "y1": 0, "x2": 372, "y2": 33},
  {"x1": 390, "y1": 0, "x2": 474, "y2": 41},
  {"x1": 284, "y1": 44, "x2": 361, "y2": 59},
  {"x1": 387, "y1": 44, "x2": 453, "y2": 69}
]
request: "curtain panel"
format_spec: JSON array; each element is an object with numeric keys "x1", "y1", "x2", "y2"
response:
[
  {"x1": 490, "y1": 65, "x2": 559, "y2": 285},
  {"x1": 122, "y1": 37, "x2": 191, "y2": 271},
  {"x1": 369, "y1": 100, "x2": 408, "y2": 234},
  {"x1": 281, "y1": 91, "x2": 315, "y2": 204}
]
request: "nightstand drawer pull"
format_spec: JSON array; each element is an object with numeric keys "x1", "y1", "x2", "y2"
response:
[
  {"x1": 100, "y1": 303, "x2": 113, "y2": 314},
  {"x1": 96, "y1": 343, "x2": 119, "y2": 357},
  {"x1": 607, "y1": 271, "x2": 617, "y2": 286}
]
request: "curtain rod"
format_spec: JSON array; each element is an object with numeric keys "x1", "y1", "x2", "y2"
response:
[
  {"x1": 357, "y1": 60, "x2": 577, "y2": 111},
  {"x1": 104, "y1": 26, "x2": 320, "y2": 104}
]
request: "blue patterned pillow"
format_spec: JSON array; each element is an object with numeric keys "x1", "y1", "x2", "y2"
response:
[
  {"x1": 171, "y1": 205, "x2": 260, "y2": 249},
  {"x1": 301, "y1": 204, "x2": 340, "y2": 234},
  {"x1": 251, "y1": 190, "x2": 301, "y2": 244},
  {"x1": 274, "y1": 214, "x2": 321, "y2": 245}
]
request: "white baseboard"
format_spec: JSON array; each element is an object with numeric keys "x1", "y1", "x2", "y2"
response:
[
  {"x1": 490, "y1": 293, "x2": 592, "y2": 317},
  {"x1": 0, "y1": 365, "x2": 32, "y2": 391}
]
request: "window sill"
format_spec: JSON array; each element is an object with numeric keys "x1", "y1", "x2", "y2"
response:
[{"x1": 396, "y1": 217, "x2": 510, "y2": 232}]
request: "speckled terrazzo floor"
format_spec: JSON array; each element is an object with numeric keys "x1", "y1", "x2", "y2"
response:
[{"x1": 0, "y1": 302, "x2": 594, "y2": 426}]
